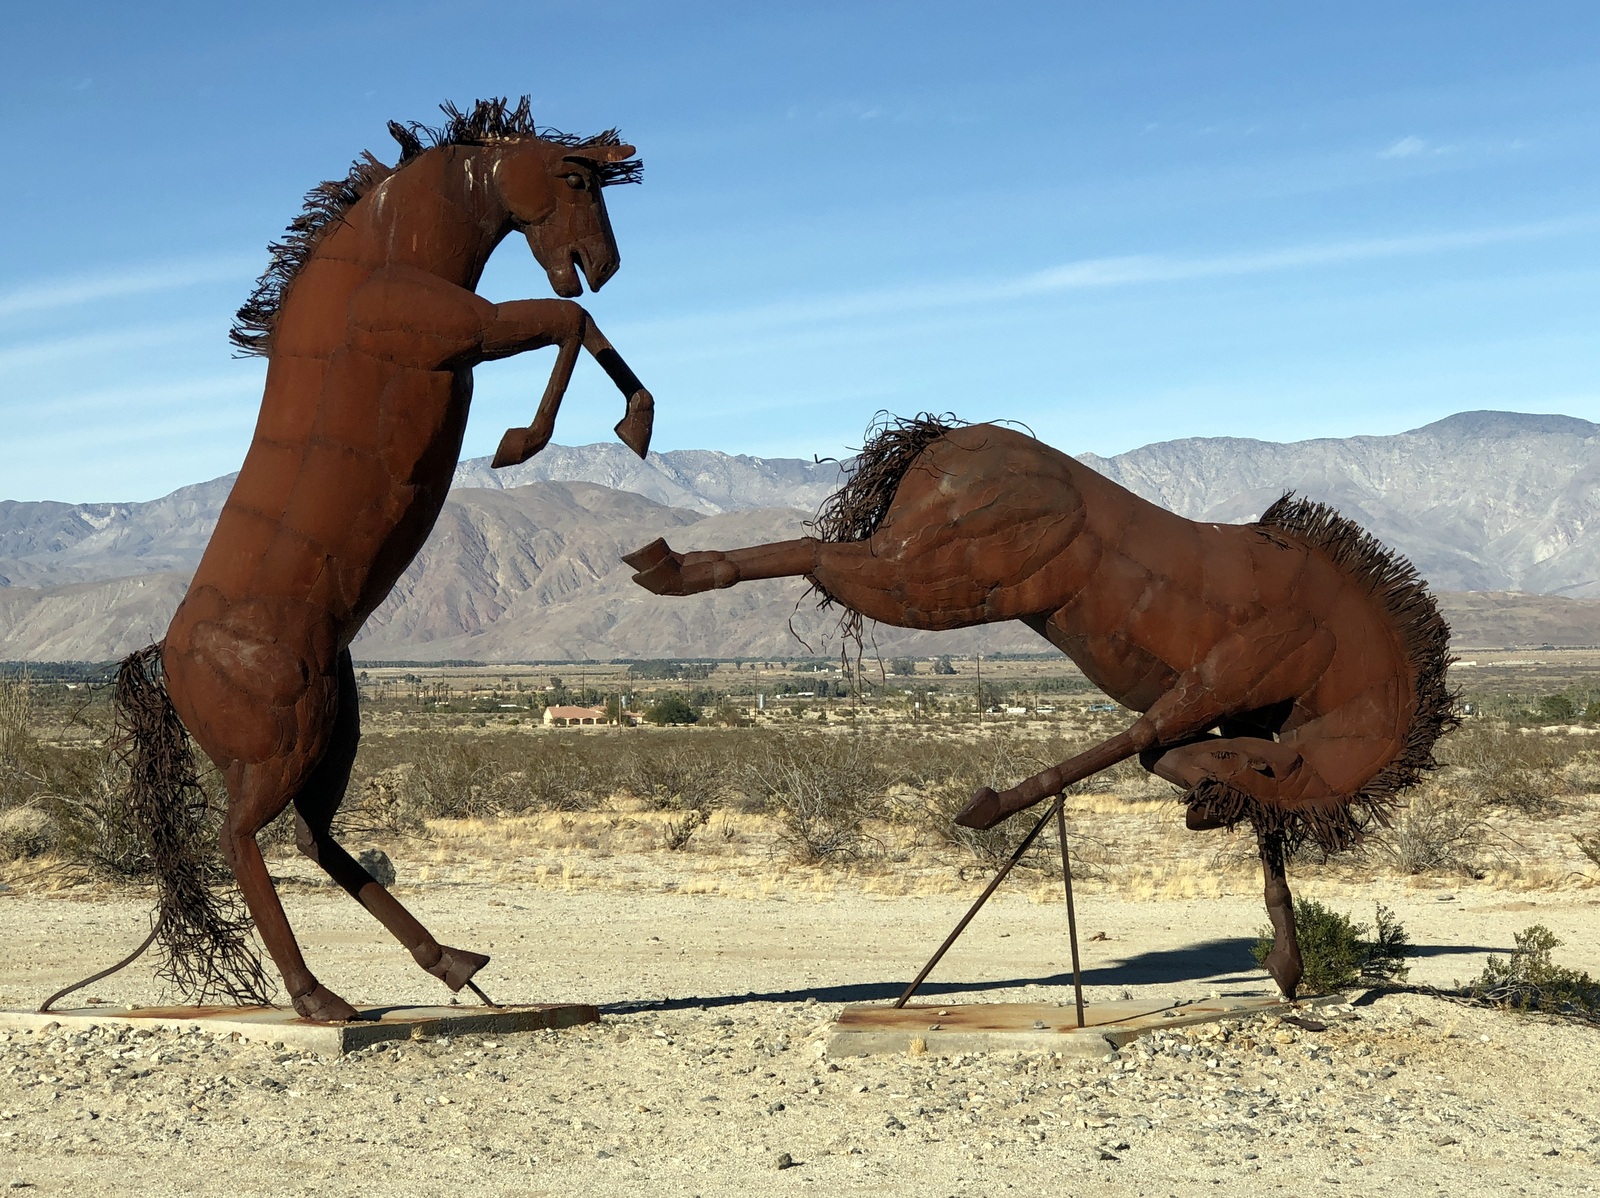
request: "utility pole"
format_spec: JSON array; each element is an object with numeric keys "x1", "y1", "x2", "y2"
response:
[{"x1": 976, "y1": 653, "x2": 983, "y2": 726}]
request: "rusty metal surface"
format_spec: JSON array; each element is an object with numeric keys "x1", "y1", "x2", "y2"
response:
[
  {"x1": 627, "y1": 416, "x2": 1457, "y2": 1001},
  {"x1": 79, "y1": 99, "x2": 656, "y2": 1023}
]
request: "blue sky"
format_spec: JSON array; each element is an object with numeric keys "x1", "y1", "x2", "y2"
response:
[{"x1": 3, "y1": 2, "x2": 1598, "y2": 502}]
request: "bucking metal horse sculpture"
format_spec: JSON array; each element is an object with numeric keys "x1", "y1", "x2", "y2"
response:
[
  {"x1": 626, "y1": 417, "x2": 1456, "y2": 998},
  {"x1": 51, "y1": 99, "x2": 654, "y2": 1022}
]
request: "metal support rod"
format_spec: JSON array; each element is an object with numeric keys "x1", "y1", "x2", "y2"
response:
[
  {"x1": 893, "y1": 798, "x2": 1060, "y2": 1009},
  {"x1": 1056, "y1": 798, "x2": 1085, "y2": 1028}
]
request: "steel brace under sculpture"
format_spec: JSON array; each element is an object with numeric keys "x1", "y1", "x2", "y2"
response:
[
  {"x1": 46, "y1": 99, "x2": 655, "y2": 1023},
  {"x1": 626, "y1": 416, "x2": 1456, "y2": 998}
]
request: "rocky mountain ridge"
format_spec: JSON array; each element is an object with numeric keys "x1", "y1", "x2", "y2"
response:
[{"x1": 3, "y1": 410, "x2": 1597, "y2": 660}]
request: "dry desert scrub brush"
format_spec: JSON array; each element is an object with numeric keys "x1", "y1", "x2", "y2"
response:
[
  {"x1": 1438, "y1": 721, "x2": 1574, "y2": 815},
  {"x1": 743, "y1": 732, "x2": 890, "y2": 864},
  {"x1": 1369, "y1": 783, "x2": 1492, "y2": 876}
]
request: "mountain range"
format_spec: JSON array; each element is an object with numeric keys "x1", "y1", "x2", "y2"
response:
[{"x1": 2, "y1": 411, "x2": 1597, "y2": 661}]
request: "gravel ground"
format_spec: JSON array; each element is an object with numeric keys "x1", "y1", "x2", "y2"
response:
[
  {"x1": 0, "y1": 881, "x2": 1597, "y2": 1195},
  {"x1": 0, "y1": 992, "x2": 1595, "y2": 1197}
]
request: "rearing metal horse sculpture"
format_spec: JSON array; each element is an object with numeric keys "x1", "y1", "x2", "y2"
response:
[
  {"x1": 626, "y1": 417, "x2": 1455, "y2": 997},
  {"x1": 72, "y1": 99, "x2": 655, "y2": 1023}
]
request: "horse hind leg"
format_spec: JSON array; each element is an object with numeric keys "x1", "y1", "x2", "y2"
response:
[
  {"x1": 293, "y1": 651, "x2": 490, "y2": 996},
  {"x1": 1256, "y1": 826, "x2": 1303, "y2": 999},
  {"x1": 1143, "y1": 737, "x2": 1306, "y2": 999},
  {"x1": 220, "y1": 756, "x2": 360, "y2": 1023}
]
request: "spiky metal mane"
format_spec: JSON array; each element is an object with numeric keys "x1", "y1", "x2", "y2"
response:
[
  {"x1": 229, "y1": 97, "x2": 642, "y2": 357},
  {"x1": 809, "y1": 412, "x2": 967, "y2": 545},
  {"x1": 1191, "y1": 494, "x2": 1459, "y2": 853}
]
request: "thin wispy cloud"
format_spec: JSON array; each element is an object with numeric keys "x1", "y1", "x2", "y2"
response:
[
  {"x1": 624, "y1": 214, "x2": 1597, "y2": 340},
  {"x1": 0, "y1": 320, "x2": 219, "y2": 371},
  {"x1": 5, "y1": 375, "x2": 259, "y2": 428},
  {"x1": 0, "y1": 256, "x2": 256, "y2": 321},
  {"x1": 1380, "y1": 136, "x2": 1429, "y2": 159}
]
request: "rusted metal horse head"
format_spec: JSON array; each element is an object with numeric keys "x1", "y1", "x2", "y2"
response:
[
  {"x1": 626, "y1": 416, "x2": 1456, "y2": 998},
  {"x1": 70, "y1": 100, "x2": 657, "y2": 1023}
]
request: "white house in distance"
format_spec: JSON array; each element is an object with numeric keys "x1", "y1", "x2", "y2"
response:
[{"x1": 542, "y1": 704, "x2": 610, "y2": 727}]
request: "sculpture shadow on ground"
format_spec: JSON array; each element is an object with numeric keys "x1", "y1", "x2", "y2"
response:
[
  {"x1": 600, "y1": 937, "x2": 1510, "y2": 1014},
  {"x1": 603, "y1": 938, "x2": 1262, "y2": 1013}
]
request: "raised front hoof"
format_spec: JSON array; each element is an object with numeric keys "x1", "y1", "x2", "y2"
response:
[
  {"x1": 623, "y1": 537, "x2": 673, "y2": 572},
  {"x1": 1263, "y1": 945, "x2": 1303, "y2": 1000},
  {"x1": 615, "y1": 389, "x2": 654, "y2": 459},
  {"x1": 955, "y1": 786, "x2": 1007, "y2": 830},
  {"x1": 427, "y1": 945, "x2": 490, "y2": 993},
  {"x1": 292, "y1": 984, "x2": 360, "y2": 1023},
  {"x1": 493, "y1": 424, "x2": 552, "y2": 469}
]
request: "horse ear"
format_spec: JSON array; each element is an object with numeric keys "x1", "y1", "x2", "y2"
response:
[
  {"x1": 388, "y1": 121, "x2": 425, "y2": 161},
  {"x1": 563, "y1": 144, "x2": 637, "y2": 165}
]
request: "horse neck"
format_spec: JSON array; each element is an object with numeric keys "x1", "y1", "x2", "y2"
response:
[{"x1": 355, "y1": 147, "x2": 511, "y2": 289}]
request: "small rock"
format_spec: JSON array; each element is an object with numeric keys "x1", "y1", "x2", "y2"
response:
[
  {"x1": 885, "y1": 1116, "x2": 906, "y2": 1131},
  {"x1": 1098, "y1": 1149, "x2": 1120, "y2": 1162},
  {"x1": 1430, "y1": 1134, "x2": 1459, "y2": 1147},
  {"x1": 357, "y1": 849, "x2": 397, "y2": 886},
  {"x1": 775, "y1": 1152, "x2": 797, "y2": 1170}
]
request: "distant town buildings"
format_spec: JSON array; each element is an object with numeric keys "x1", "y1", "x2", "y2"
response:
[{"x1": 542, "y1": 705, "x2": 610, "y2": 727}]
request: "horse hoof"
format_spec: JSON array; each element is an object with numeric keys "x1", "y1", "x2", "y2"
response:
[
  {"x1": 292, "y1": 984, "x2": 359, "y2": 1023},
  {"x1": 622, "y1": 537, "x2": 673, "y2": 572},
  {"x1": 955, "y1": 787, "x2": 1004, "y2": 829},
  {"x1": 615, "y1": 389, "x2": 654, "y2": 458},
  {"x1": 625, "y1": 539, "x2": 690, "y2": 594},
  {"x1": 1264, "y1": 946, "x2": 1302, "y2": 1000},
  {"x1": 428, "y1": 946, "x2": 490, "y2": 993}
]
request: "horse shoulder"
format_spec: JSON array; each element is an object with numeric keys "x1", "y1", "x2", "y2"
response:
[{"x1": 346, "y1": 264, "x2": 494, "y2": 369}]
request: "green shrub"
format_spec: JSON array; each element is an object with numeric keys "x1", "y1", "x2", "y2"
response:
[
  {"x1": 644, "y1": 694, "x2": 700, "y2": 725},
  {"x1": 1251, "y1": 899, "x2": 1410, "y2": 994},
  {"x1": 1464, "y1": 925, "x2": 1600, "y2": 1021},
  {"x1": 1537, "y1": 694, "x2": 1577, "y2": 723}
]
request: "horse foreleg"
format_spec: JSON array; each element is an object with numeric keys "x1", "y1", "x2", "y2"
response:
[
  {"x1": 482, "y1": 300, "x2": 653, "y2": 466},
  {"x1": 1257, "y1": 827, "x2": 1303, "y2": 999},
  {"x1": 294, "y1": 652, "x2": 489, "y2": 996},
  {"x1": 957, "y1": 727, "x2": 1150, "y2": 829},
  {"x1": 582, "y1": 319, "x2": 654, "y2": 458},
  {"x1": 625, "y1": 536, "x2": 821, "y2": 596}
]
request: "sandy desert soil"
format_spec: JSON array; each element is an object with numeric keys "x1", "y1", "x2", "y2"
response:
[{"x1": 0, "y1": 842, "x2": 1597, "y2": 1198}]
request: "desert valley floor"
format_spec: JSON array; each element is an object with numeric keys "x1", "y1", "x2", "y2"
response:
[{"x1": 0, "y1": 827, "x2": 1596, "y2": 1197}]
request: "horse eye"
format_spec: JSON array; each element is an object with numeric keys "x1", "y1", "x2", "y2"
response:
[{"x1": 564, "y1": 173, "x2": 586, "y2": 190}]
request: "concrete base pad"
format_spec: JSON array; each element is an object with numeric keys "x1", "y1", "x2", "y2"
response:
[
  {"x1": 1, "y1": 1002, "x2": 598, "y2": 1054},
  {"x1": 829, "y1": 993, "x2": 1344, "y2": 1058}
]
